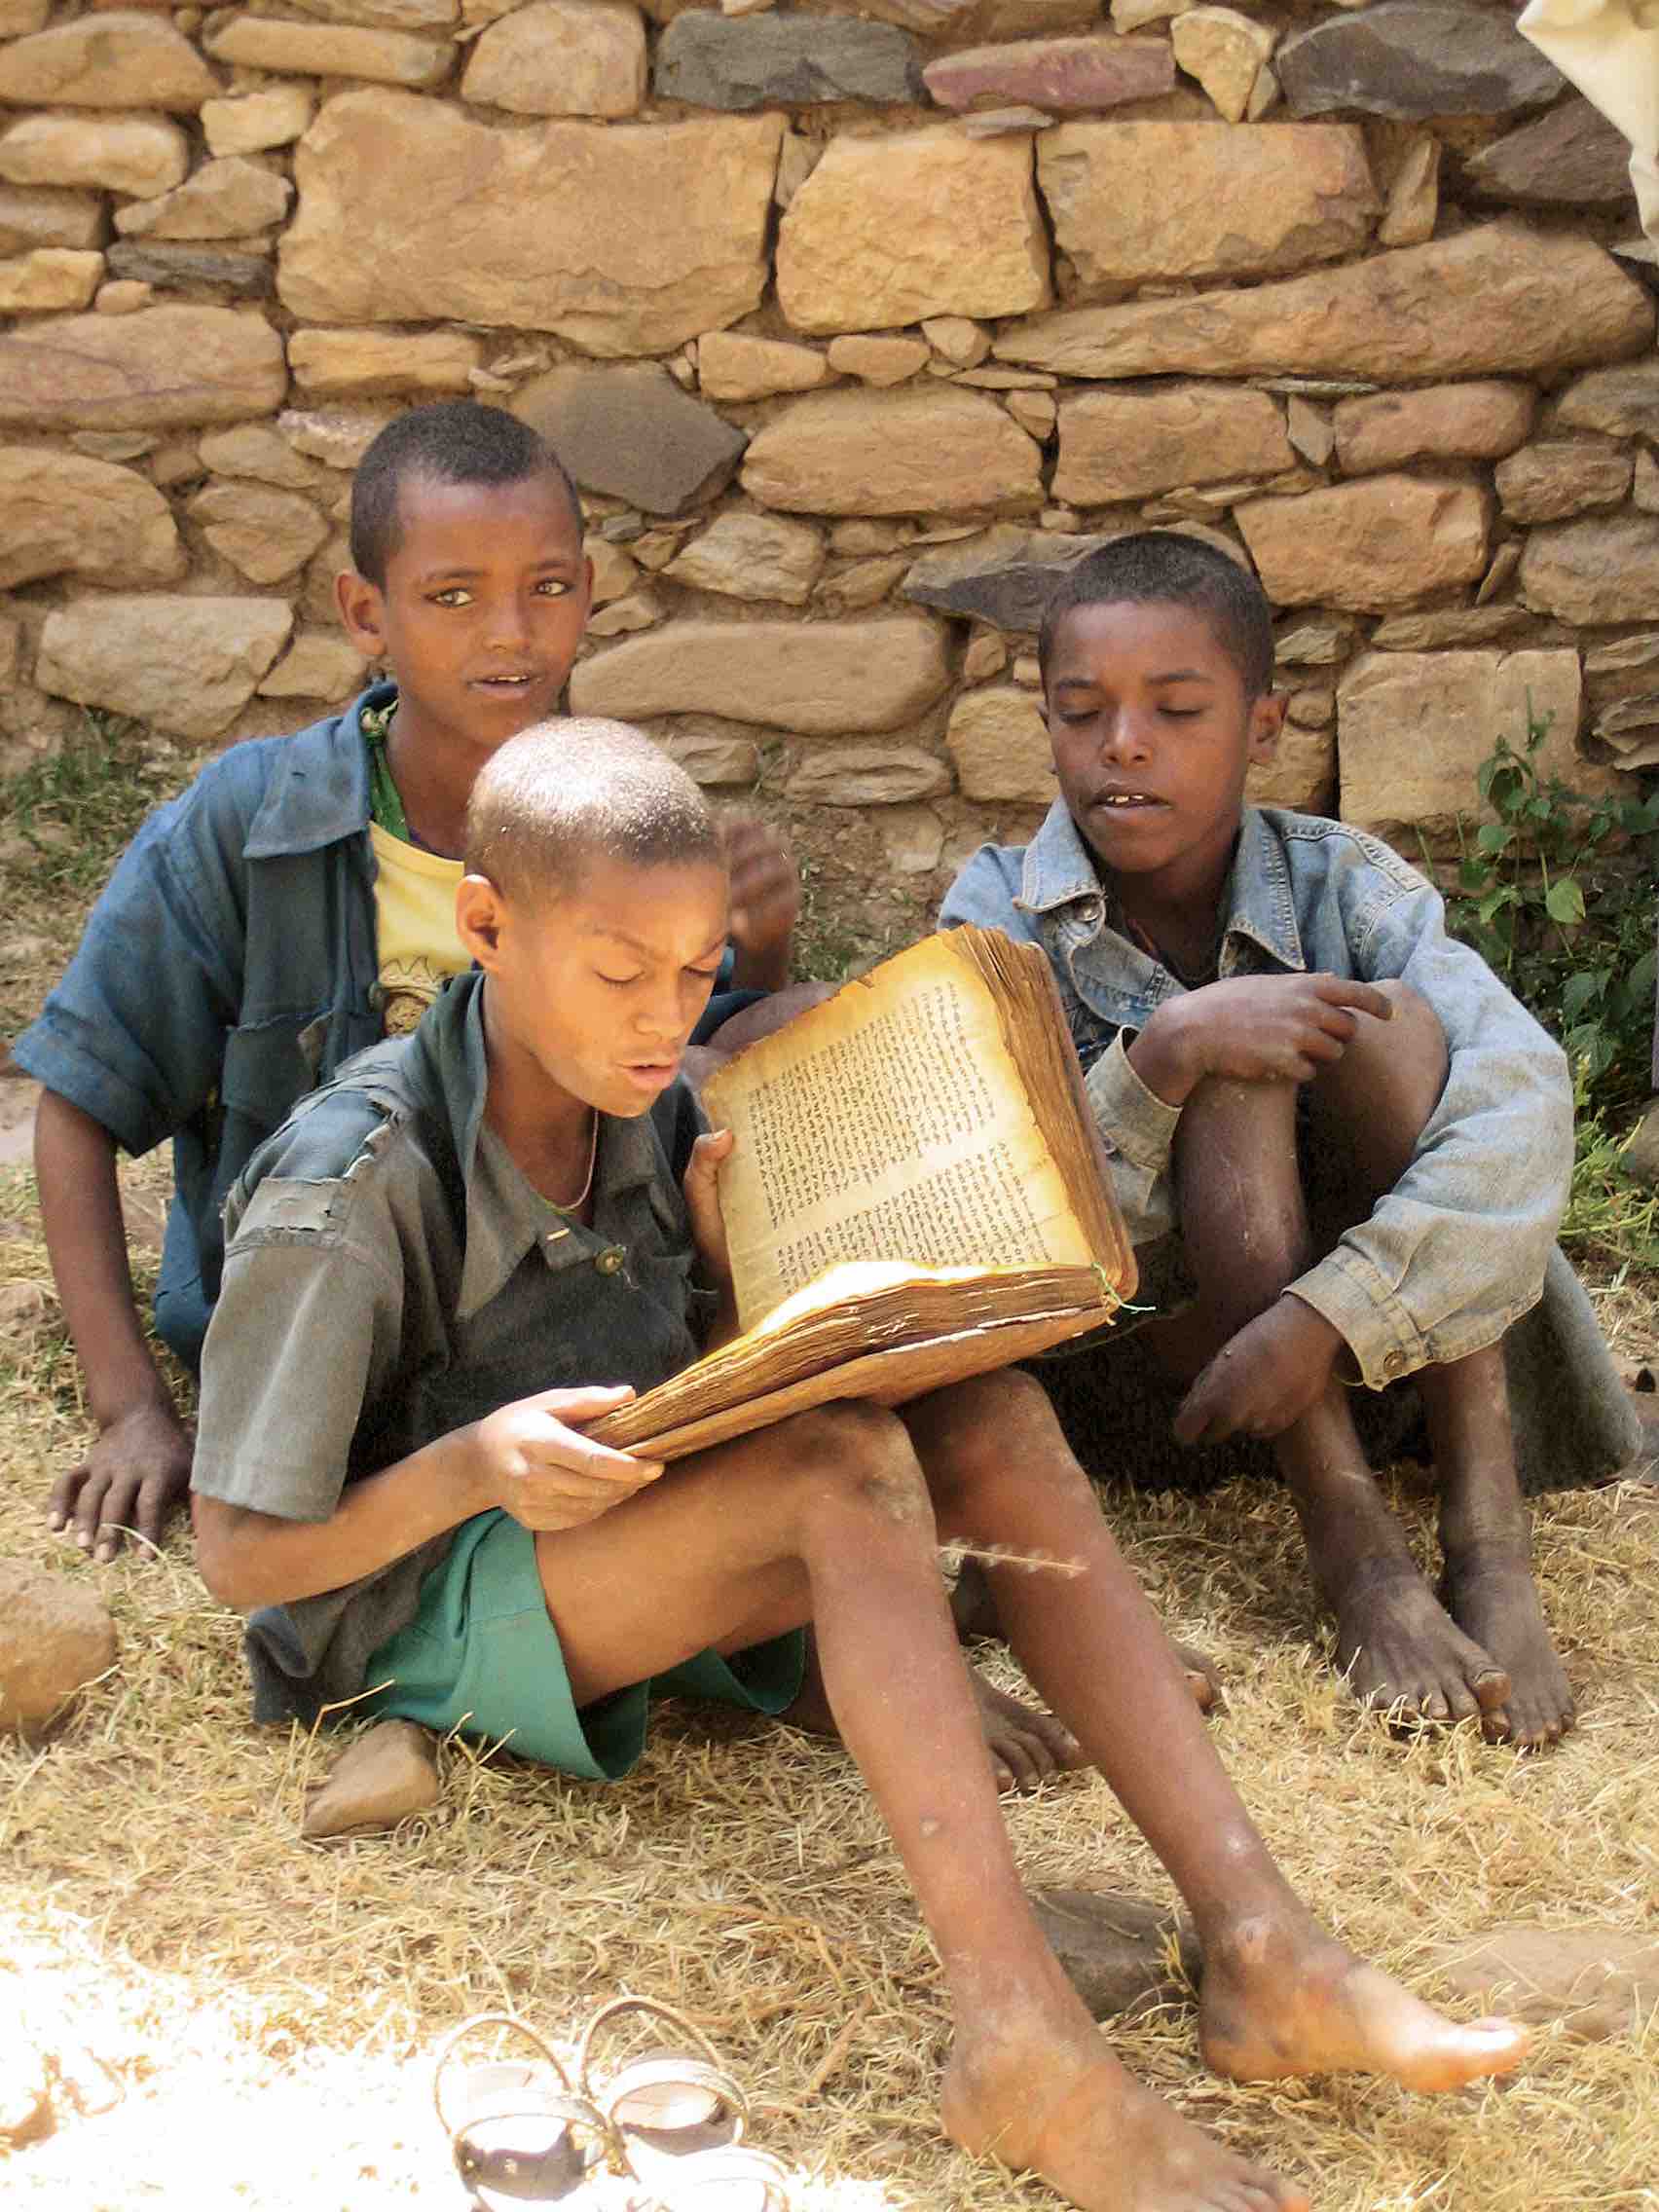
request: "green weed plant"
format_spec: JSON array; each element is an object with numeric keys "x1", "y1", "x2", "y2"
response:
[{"x1": 1445, "y1": 703, "x2": 1658, "y2": 1115}]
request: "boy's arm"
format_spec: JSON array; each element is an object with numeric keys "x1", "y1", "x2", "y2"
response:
[
  {"x1": 722, "y1": 817, "x2": 799, "y2": 993},
  {"x1": 1285, "y1": 878, "x2": 1573, "y2": 1388},
  {"x1": 194, "y1": 1384, "x2": 655, "y2": 1612},
  {"x1": 37, "y1": 1092, "x2": 193, "y2": 1560}
]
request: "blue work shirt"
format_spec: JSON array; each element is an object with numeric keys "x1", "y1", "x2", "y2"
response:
[
  {"x1": 13, "y1": 684, "x2": 394, "y2": 1370},
  {"x1": 13, "y1": 681, "x2": 741, "y2": 1372},
  {"x1": 940, "y1": 799, "x2": 1575, "y2": 1391}
]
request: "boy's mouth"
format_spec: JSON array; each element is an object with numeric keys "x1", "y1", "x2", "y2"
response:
[
  {"x1": 1091, "y1": 789, "x2": 1165, "y2": 811},
  {"x1": 471, "y1": 671, "x2": 542, "y2": 696}
]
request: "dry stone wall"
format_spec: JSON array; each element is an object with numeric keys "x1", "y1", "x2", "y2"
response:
[{"x1": 1, "y1": 0, "x2": 1656, "y2": 952}]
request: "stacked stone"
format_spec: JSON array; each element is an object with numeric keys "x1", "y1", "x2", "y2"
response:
[{"x1": 1, "y1": 1, "x2": 1655, "y2": 943}]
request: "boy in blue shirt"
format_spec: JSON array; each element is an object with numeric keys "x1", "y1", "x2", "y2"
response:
[
  {"x1": 14, "y1": 402, "x2": 800, "y2": 1565},
  {"x1": 193, "y1": 718, "x2": 1527, "y2": 2212},
  {"x1": 943, "y1": 533, "x2": 1594, "y2": 1751}
]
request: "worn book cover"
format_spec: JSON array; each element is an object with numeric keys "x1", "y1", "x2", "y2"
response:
[{"x1": 589, "y1": 926, "x2": 1136, "y2": 1461}]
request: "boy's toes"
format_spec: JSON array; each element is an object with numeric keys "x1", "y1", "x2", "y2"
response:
[
  {"x1": 969, "y1": 1670, "x2": 1083, "y2": 1794},
  {"x1": 1171, "y1": 1639, "x2": 1223, "y2": 1714}
]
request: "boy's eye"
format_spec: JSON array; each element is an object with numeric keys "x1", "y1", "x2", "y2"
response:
[
  {"x1": 534, "y1": 577, "x2": 571, "y2": 598},
  {"x1": 596, "y1": 970, "x2": 644, "y2": 987},
  {"x1": 430, "y1": 586, "x2": 472, "y2": 608}
]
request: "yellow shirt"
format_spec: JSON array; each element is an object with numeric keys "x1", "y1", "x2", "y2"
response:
[{"x1": 368, "y1": 822, "x2": 467, "y2": 1037}]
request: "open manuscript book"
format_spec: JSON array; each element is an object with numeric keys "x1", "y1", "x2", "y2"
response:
[{"x1": 588, "y1": 926, "x2": 1137, "y2": 1463}]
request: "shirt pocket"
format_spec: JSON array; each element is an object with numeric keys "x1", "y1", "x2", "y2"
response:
[{"x1": 220, "y1": 1012, "x2": 330, "y2": 1137}]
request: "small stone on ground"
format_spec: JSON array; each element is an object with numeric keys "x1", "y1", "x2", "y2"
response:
[
  {"x1": 302, "y1": 1718, "x2": 442, "y2": 1839},
  {"x1": 1031, "y1": 1888, "x2": 1200, "y2": 2019},
  {"x1": 0, "y1": 1561, "x2": 117, "y2": 1738},
  {"x1": 1430, "y1": 1927, "x2": 1659, "y2": 2041}
]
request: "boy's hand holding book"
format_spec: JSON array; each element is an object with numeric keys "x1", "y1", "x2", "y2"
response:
[{"x1": 470, "y1": 1384, "x2": 662, "y2": 1531}]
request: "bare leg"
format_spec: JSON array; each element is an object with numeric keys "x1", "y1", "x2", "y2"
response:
[
  {"x1": 1421, "y1": 1346, "x2": 1574, "y2": 1748},
  {"x1": 781, "y1": 1626, "x2": 1087, "y2": 1795},
  {"x1": 952, "y1": 1557, "x2": 1222, "y2": 1714},
  {"x1": 1157, "y1": 1021, "x2": 1521, "y2": 1733},
  {"x1": 904, "y1": 1373, "x2": 1529, "y2": 2114},
  {"x1": 533, "y1": 1404, "x2": 1309, "y2": 2212}
]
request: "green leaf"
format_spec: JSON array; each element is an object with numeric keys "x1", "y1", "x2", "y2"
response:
[
  {"x1": 1559, "y1": 971, "x2": 1604, "y2": 1022},
  {"x1": 1543, "y1": 878, "x2": 1585, "y2": 926},
  {"x1": 1474, "y1": 823, "x2": 1514, "y2": 855}
]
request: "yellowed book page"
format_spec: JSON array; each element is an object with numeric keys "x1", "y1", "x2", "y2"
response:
[{"x1": 703, "y1": 936, "x2": 1094, "y2": 1330}]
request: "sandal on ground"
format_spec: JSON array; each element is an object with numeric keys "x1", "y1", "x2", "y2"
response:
[
  {"x1": 577, "y1": 1996, "x2": 792, "y2": 2212},
  {"x1": 433, "y1": 2012, "x2": 613, "y2": 2207}
]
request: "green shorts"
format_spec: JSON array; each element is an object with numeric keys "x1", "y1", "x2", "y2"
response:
[{"x1": 361, "y1": 1509, "x2": 806, "y2": 1782}]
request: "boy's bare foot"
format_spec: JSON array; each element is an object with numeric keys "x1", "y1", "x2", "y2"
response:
[
  {"x1": 943, "y1": 2030, "x2": 1307, "y2": 2212},
  {"x1": 1319, "y1": 1547, "x2": 1512, "y2": 1732},
  {"x1": 1198, "y1": 1908, "x2": 1529, "y2": 2092},
  {"x1": 782, "y1": 1657, "x2": 1084, "y2": 1795},
  {"x1": 1440, "y1": 1543, "x2": 1574, "y2": 1749}
]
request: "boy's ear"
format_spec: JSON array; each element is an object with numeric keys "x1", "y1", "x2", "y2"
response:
[
  {"x1": 336, "y1": 568, "x2": 387, "y2": 659},
  {"x1": 456, "y1": 873, "x2": 506, "y2": 970},
  {"x1": 1246, "y1": 688, "x2": 1287, "y2": 765}
]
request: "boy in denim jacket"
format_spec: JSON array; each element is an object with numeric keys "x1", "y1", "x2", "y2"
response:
[
  {"x1": 14, "y1": 402, "x2": 801, "y2": 1564},
  {"x1": 943, "y1": 533, "x2": 1584, "y2": 1749}
]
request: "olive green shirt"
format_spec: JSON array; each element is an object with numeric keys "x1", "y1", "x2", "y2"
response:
[{"x1": 192, "y1": 970, "x2": 707, "y2": 1723}]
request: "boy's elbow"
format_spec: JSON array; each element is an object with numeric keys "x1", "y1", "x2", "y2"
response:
[{"x1": 192, "y1": 1494, "x2": 266, "y2": 1609}]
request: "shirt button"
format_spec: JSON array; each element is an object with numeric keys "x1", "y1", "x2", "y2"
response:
[
  {"x1": 1382, "y1": 1350, "x2": 1406, "y2": 1380},
  {"x1": 595, "y1": 1245, "x2": 626, "y2": 1275}
]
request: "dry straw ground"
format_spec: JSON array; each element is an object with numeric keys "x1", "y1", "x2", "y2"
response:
[{"x1": 2, "y1": 1149, "x2": 1656, "y2": 2212}]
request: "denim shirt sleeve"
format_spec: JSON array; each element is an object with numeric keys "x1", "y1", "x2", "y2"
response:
[
  {"x1": 10, "y1": 761, "x2": 259, "y2": 1158},
  {"x1": 1288, "y1": 858, "x2": 1573, "y2": 1388}
]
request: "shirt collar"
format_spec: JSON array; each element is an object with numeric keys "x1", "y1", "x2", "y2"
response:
[
  {"x1": 410, "y1": 972, "x2": 666, "y2": 1318},
  {"x1": 1014, "y1": 799, "x2": 1306, "y2": 972},
  {"x1": 240, "y1": 683, "x2": 392, "y2": 861}
]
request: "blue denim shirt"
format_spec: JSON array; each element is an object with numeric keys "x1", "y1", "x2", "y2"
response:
[
  {"x1": 941, "y1": 800, "x2": 1574, "y2": 1390},
  {"x1": 12, "y1": 684, "x2": 394, "y2": 1368}
]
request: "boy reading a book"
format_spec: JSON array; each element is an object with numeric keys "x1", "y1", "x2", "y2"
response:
[
  {"x1": 941, "y1": 532, "x2": 1583, "y2": 1751},
  {"x1": 192, "y1": 719, "x2": 1527, "y2": 2212},
  {"x1": 15, "y1": 400, "x2": 800, "y2": 1566}
]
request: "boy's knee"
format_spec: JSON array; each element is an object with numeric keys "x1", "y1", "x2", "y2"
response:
[{"x1": 783, "y1": 1402, "x2": 934, "y2": 1532}]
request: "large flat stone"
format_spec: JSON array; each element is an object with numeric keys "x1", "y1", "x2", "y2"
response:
[
  {"x1": 784, "y1": 741, "x2": 951, "y2": 805},
  {"x1": 514, "y1": 362, "x2": 745, "y2": 516},
  {"x1": 994, "y1": 224, "x2": 1654, "y2": 380},
  {"x1": 36, "y1": 594, "x2": 294, "y2": 741},
  {"x1": 203, "y1": 16, "x2": 454, "y2": 86},
  {"x1": 202, "y1": 86, "x2": 316, "y2": 157},
  {"x1": 741, "y1": 387, "x2": 1042, "y2": 517},
  {"x1": 1332, "y1": 381, "x2": 1535, "y2": 472},
  {"x1": 283, "y1": 0, "x2": 459, "y2": 26},
  {"x1": 0, "y1": 15, "x2": 219, "y2": 111},
  {"x1": 0, "y1": 113, "x2": 189, "y2": 198},
  {"x1": 1053, "y1": 384, "x2": 1292, "y2": 503},
  {"x1": 461, "y1": 0, "x2": 645, "y2": 117},
  {"x1": 663, "y1": 512, "x2": 826, "y2": 606},
  {"x1": 0, "y1": 1563, "x2": 117, "y2": 1739},
  {"x1": 1037, "y1": 123, "x2": 1375, "y2": 292},
  {"x1": 1519, "y1": 517, "x2": 1659, "y2": 626},
  {"x1": 289, "y1": 326, "x2": 480, "y2": 396},
  {"x1": 188, "y1": 482, "x2": 331, "y2": 583},
  {"x1": 1556, "y1": 361, "x2": 1659, "y2": 442},
  {"x1": 654, "y1": 14, "x2": 921, "y2": 107},
  {"x1": 922, "y1": 34, "x2": 1173, "y2": 112},
  {"x1": 0, "y1": 445, "x2": 182, "y2": 590},
  {"x1": 302, "y1": 1718, "x2": 441, "y2": 1839},
  {"x1": 1236, "y1": 476, "x2": 1490, "y2": 612},
  {"x1": 1032, "y1": 1889, "x2": 1200, "y2": 2021},
  {"x1": 945, "y1": 685, "x2": 1056, "y2": 802},
  {"x1": 0, "y1": 184, "x2": 103, "y2": 252},
  {"x1": 280, "y1": 91, "x2": 780, "y2": 355},
  {"x1": 1278, "y1": 3, "x2": 1562, "y2": 120},
  {"x1": 0, "y1": 247, "x2": 101, "y2": 313},
  {"x1": 903, "y1": 524, "x2": 1114, "y2": 633},
  {"x1": 0, "y1": 305, "x2": 286, "y2": 429},
  {"x1": 777, "y1": 129, "x2": 1049, "y2": 335},
  {"x1": 1494, "y1": 439, "x2": 1631, "y2": 524},
  {"x1": 1428, "y1": 1927, "x2": 1659, "y2": 2043},
  {"x1": 104, "y1": 241, "x2": 273, "y2": 296},
  {"x1": 1465, "y1": 95, "x2": 1639, "y2": 206},
  {"x1": 571, "y1": 615, "x2": 949, "y2": 734},
  {"x1": 1338, "y1": 648, "x2": 1583, "y2": 836},
  {"x1": 114, "y1": 157, "x2": 291, "y2": 241},
  {"x1": 697, "y1": 331, "x2": 830, "y2": 402}
]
